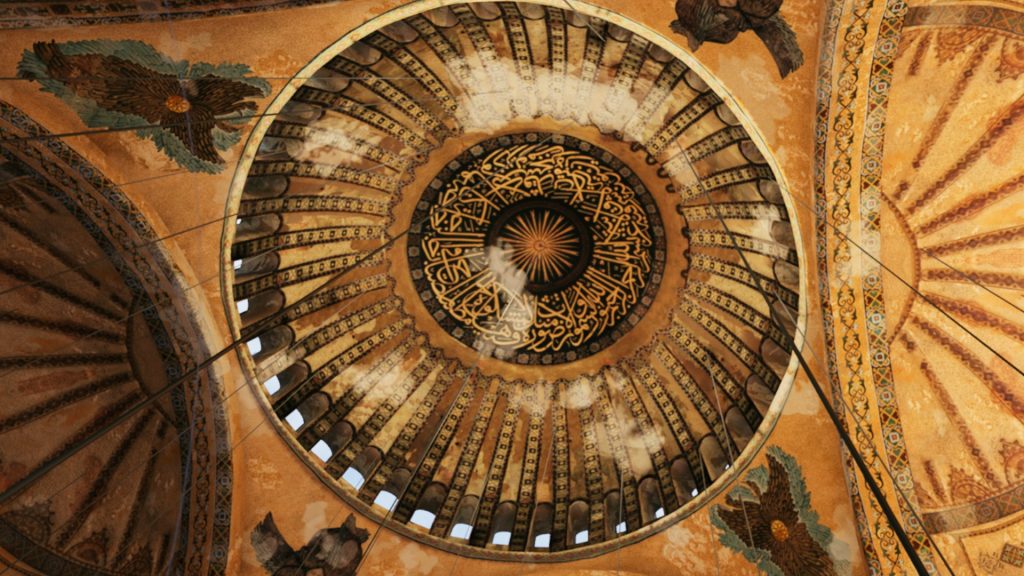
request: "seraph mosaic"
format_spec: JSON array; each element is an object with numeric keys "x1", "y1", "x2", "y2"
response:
[
  {"x1": 251, "y1": 512, "x2": 369, "y2": 576},
  {"x1": 17, "y1": 40, "x2": 270, "y2": 173},
  {"x1": 711, "y1": 446, "x2": 850, "y2": 576},
  {"x1": 671, "y1": 0, "x2": 804, "y2": 77}
]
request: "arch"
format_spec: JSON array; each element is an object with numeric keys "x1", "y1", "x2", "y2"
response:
[
  {"x1": 449, "y1": 495, "x2": 479, "y2": 540},
  {"x1": 529, "y1": 503, "x2": 553, "y2": 550},
  {"x1": 700, "y1": 436, "x2": 730, "y2": 480},
  {"x1": 488, "y1": 502, "x2": 517, "y2": 547},
  {"x1": 264, "y1": 362, "x2": 310, "y2": 399},
  {"x1": 243, "y1": 174, "x2": 289, "y2": 198},
  {"x1": 249, "y1": 325, "x2": 294, "y2": 363},
  {"x1": 746, "y1": 375, "x2": 775, "y2": 415},
  {"x1": 235, "y1": 250, "x2": 279, "y2": 278},
  {"x1": 568, "y1": 501, "x2": 590, "y2": 547},
  {"x1": 235, "y1": 213, "x2": 283, "y2": 241},
  {"x1": 238, "y1": 289, "x2": 285, "y2": 326},
  {"x1": 342, "y1": 446, "x2": 382, "y2": 490},
  {"x1": 638, "y1": 477, "x2": 665, "y2": 525},
  {"x1": 381, "y1": 467, "x2": 412, "y2": 495},
  {"x1": 374, "y1": 468, "x2": 412, "y2": 511},
  {"x1": 286, "y1": 391, "x2": 330, "y2": 433},
  {"x1": 772, "y1": 259, "x2": 801, "y2": 293},
  {"x1": 761, "y1": 338, "x2": 792, "y2": 378},
  {"x1": 725, "y1": 407, "x2": 755, "y2": 452},
  {"x1": 279, "y1": 100, "x2": 325, "y2": 123},
  {"x1": 671, "y1": 457, "x2": 700, "y2": 503},
  {"x1": 410, "y1": 483, "x2": 447, "y2": 530},
  {"x1": 604, "y1": 490, "x2": 626, "y2": 536},
  {"x1": 315, "y1": 416, "x2": 356, "y2": 453}
]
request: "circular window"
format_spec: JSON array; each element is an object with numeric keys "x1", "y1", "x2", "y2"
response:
[{"x1": 223, "y1": 0, "x2": 804, "y2": 561}]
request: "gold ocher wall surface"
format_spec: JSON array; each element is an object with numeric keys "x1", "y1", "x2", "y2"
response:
[{"x1": 9, "y1": 0, "x2": 1020, "y2": 573}]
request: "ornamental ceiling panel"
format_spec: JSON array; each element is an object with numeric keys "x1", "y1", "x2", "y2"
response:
[
  {"x1": 222, "y1": 0, "x2": 806, "y2": 561},
  {"x1": 816, "y1": 1, "x2": 1024, "y2": 573}
]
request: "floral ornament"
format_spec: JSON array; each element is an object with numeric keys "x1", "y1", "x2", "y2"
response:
[
  {"x1": 17, "y1": 40, "x2": 271, "y2": 173},
  {"x1": 711, "y1": 446, "x2": 850, "y2": 576}
]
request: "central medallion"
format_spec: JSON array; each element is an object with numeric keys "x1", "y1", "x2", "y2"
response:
[
  {"x1": 487, "y1": 198, "x2": 593, "y2": 294},
  {"x1": 408, "y1": 133, "x2": 665, "y2": 365}
]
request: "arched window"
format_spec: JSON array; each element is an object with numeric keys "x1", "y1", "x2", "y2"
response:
[
  {"x1": 308, "y1": 420, "x2": 353, "y2": 462},
  {"x1": 237, "y1": 288, "x2": 284, "y2": 326},
  {"x1": 285, "y1": 391, "x2": 329, "y2": 433},
  {"x1": 373, "y1": 468, "x2": 411, "y2": 512},
  {"x1": 262, "y1": 374, "x2": 280, "y2": 395},
  {"x1": 248, "y1": 325, "x2": 293, "y2": 363},
  {"x1": 488, "y1": 502, "x2": 516, "y2": 547},
  {"x1": 746, "y1": 374, "x2": 774, "y2": 415},
  {"x1": 235, "y1": 213, "x2": 282, "y2": 244},
  {"x1": 235, "y1": 251, "x2": 279, "y2": 279},
  {"x1": 449, "y1": 495, "x2": 479, "y2": 540},
  {"x1": 604, "y1": 491, "x2": 626, "y2": 536},
  {"x1": 638, "y1": 477, "x2": 665, "y2": 525},
  {"x1": 342, "y1": 446, "x2": 381, "y2": 491},
  {"x1": 671, "y1": 457, "x2": 700, "y2": 502},
  {"x1": 761, "y1": 337, "x2": 792, "y2": 379},
  {"x1": 700, "y1": 436, "x2": 729, "y2": 480},
  {"x1": 279, "y1": 101, "x2": 324, "y2": 124},
  {"x1": 324, "y1": 421, "x2": 354, "y2": 452},
  {"x1": 243, "y1": 173, "x2": 288, "y2": 199},
  {"x1": 310, "y1": 440, "x2": 332, "y2": 462},
  {"x1": 568, "y1": 501, "x2": 589, "y2": 546},
  {"x1": 263, "y1": 362, "x2": 309, "y2": 399},
  {"x1": 409, "y1": 483, "x2": 446, "y2": 530},
  {"x1": 246, "y1": 336, "x2": 263, "y2": 355},
  {"x1": 773, "y1": 259, "x2": 800, "y2": 293},
  {"x1": 529, "y1": 503, "x2": 553, "y2": 550},
  {"x1": 726, "y1": 407, "x2": 755, "y2": 452}
]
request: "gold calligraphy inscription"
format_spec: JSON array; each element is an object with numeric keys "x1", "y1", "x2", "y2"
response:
[{"x1": 409, "y1": 133, "x2": 664, "y2": 364}]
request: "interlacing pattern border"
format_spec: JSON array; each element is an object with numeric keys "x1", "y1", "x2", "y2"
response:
[{"x1": 815, "y1": 0, "x2": 966, "y2": 572}]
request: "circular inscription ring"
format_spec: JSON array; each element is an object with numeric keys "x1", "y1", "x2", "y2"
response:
[{"x1": 408, "y1": 133, "x2": 666, "y2": 365}]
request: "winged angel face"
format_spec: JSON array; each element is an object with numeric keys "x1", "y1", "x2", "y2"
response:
[{"x1": 671, "y1": 0, "x2": 805, "y2": 77}]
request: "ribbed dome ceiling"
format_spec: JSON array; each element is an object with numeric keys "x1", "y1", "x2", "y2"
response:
[{"x1": 224, "y1": 1, "x2": 803, "y2": 560}]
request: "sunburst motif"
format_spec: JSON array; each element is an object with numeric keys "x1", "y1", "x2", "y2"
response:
[{"x1": 498, "y1": 209, "x2": 582, "y2": 284}]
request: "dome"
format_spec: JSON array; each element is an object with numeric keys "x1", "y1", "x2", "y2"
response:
[{"x1": 223, "y1": 1, "x2": 803, "y2": 559}]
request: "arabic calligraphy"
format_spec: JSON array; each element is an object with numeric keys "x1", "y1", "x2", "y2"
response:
[{"x1": 408, "y1": 133, "x2": 665, "y2": 364}]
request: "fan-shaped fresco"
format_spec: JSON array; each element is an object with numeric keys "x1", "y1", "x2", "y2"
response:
[{"x1": 0, "y1": 101, "x2": 231, "y2": 576}]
